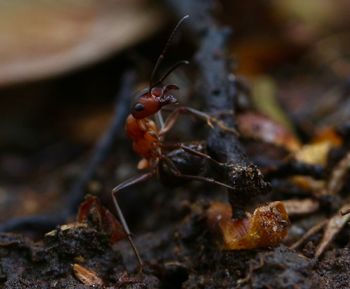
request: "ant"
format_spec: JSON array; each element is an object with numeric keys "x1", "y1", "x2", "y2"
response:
[{"x1": 111, "y1": 15, "x2": 237, "y2": 270}]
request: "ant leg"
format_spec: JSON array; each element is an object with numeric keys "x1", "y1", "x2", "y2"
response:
[
  {"x1": 159, "y1": 106, "x2": 238, "y2": 136},
  {"x1": 111, "y1": 171, "x2": 155, "y2": 271},
  {"x1": 163, "y1": 143, "x2": 226, "y2": 168},
  {"x1": 161, "y1": 156, "x2": 235, "y2": 191},
  {"x1": 158, "y1": 109, "x2": 180, "y2": 136},
  {"x1": 155, "y1": 111, "x2": 165, "y2": 128},
  {"x1": 185, "y1": 107, "x2": 238, "y2": 135}
]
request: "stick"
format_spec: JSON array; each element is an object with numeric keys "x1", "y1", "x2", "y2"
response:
[
  {"x1": 0, "y1": 71, "x2": 135, "y2": 233},
  {"x1": 166, "y1": 0, "x2": 269, "y2": 218}
]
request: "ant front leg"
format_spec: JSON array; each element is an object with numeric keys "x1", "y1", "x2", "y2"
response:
[
  {"x1": 159, "y1": 106, "x2": 238, "y2": 137},
  {"x1": 111, "y1": 171, "x2": 155, "y2": 271}
]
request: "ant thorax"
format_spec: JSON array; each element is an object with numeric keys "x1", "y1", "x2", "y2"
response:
[{"x1": 125, "y1": 114, "x2": 161, "y2": 166}]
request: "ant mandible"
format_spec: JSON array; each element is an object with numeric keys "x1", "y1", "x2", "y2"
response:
[{"x1": 112, "y1": 15, "x2": 236, "y2": 270}]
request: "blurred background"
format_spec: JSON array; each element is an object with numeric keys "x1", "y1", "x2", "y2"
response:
[{"x1": 1, "y1": 0, "x2": 349, "y2": 228}]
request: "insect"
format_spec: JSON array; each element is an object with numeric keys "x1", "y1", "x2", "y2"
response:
[{"x1": 111, "y1": 15, "x2": 237, "y2": 269}]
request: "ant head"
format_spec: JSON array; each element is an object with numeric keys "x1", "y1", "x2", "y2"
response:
[
  {"x1": 131, "y1": 15, "x2": 189, "y2": 119},
  {"x1": 131, "y1": 85, "x2": 179, "y2": 119},
  {"x1": 131, "y1": 89, "x2": 157, "y2": 119}
]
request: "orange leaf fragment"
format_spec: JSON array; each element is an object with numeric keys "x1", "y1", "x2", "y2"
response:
[
  {"x1": 313, "y1": 127, "x2": 343, "y2": 147},
  {"x1": 207, "y1": 201, "x2": 290, "y2": 250},
  {"x1": 77, "y1": 195, "x2": 126, "y2": 244}
]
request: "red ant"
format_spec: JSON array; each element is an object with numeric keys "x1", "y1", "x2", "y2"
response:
[{"x1": 111, "y1": 15, "x2": 236, "y2": 270}]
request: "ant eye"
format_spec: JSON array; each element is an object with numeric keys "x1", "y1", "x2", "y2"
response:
[{"x1": 134, "y1": 103, "x2": 145, "y2": 112}]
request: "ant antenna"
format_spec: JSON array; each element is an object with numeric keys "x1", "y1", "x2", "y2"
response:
[
  {"x1": 149, "y1": 15, "x2": 189, "y2": 90},
  {"x1": 152, "y1": 60, "x2": 189, "y2": 88},
  {"x1": 153, "y1": 60, "x2": 189, "y2": 129}
]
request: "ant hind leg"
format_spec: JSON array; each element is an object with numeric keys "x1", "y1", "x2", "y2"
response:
[
  {"x1": 112, "y1": 171, "x2": 155, "y2": 271},
  {"x1": 164, "y1": 143, "x2": 226, "y2": 168},
  {"x1": 162, "y1": 156, "x2": 235, "y2": 191}
]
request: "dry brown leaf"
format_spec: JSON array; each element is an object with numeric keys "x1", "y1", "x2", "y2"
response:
[
  {"x1": 45, "y1": 223, "x2": 88, "y2": 237},
  {"x1": 72, "y1": 263, "x2": 103, "y2": 286},
  {"x1": 291, "y1": 176, "x2": 325, "y2": 192},
  {"x1": 283, "y1": 199, "x2": 319, "y2": 216},
  {"x1": 0, "y1": 0, "x2": 164, "y2": 86},
  {"x1": 237, "y1": 112, "x2": 300, "y2": 152}
]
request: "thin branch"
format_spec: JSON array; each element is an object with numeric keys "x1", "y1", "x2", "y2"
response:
[{"x1": 0, "y1": 70, "x2": 135, "y2": 233}]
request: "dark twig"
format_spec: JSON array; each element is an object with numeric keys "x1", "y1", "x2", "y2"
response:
[
  {"x1": 0, "y1": 213, "x2": 67, "y2": 233},
  {"x1": 166, "y1": 0, "x2": 269, "y2": 218},
  {"x1": 0, "y1": 71, "x2": 135, "y2": 233},
  {"x1": 65, "y1": 71, "x2": 135, "y2": 214},
  {"x1": 264, "y1": 161, "x2": 325, "y2": 180}
]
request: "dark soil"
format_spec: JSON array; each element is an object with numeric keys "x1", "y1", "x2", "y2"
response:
[{"x1": 1, "y1": 201, "x2": 350, "y2": 289}]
